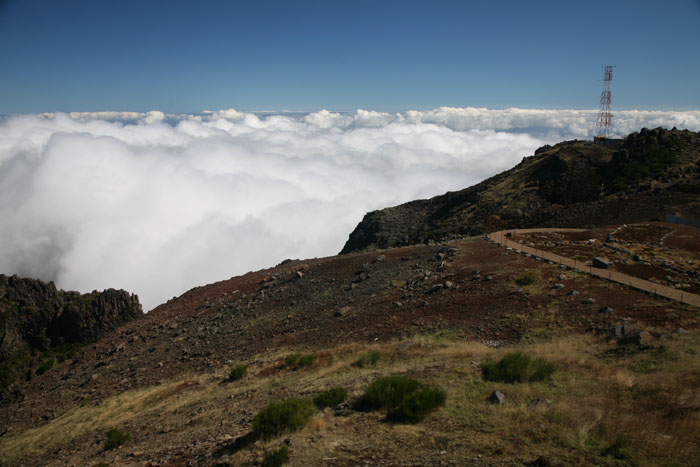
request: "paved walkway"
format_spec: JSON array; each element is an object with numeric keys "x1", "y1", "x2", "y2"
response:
[{"x1": 487, "y1": 228, "x2": 700, "y2": 308}]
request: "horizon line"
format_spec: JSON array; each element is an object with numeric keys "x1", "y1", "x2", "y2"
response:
[{"x1": 2, "y1": 106, "x2": 698, "y2": 119}]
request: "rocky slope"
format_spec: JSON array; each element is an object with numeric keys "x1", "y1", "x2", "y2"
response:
[
  {"x1": 0, "y1": 274, "x2": 142, "y2": 398},
  {"x1": 0, "y1": 223, "x2": 697, "y2": 465},
  {"x1": 341, "y1": 128, "x2": 700, "y2": 253}
]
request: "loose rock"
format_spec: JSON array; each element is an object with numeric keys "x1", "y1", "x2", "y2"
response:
[
  {"x1": 593, "y1": 257, "x2": 612, "y2": 269},
  {"x1": 527, "y1": 398, "x2": 550, "y2": 411},
  {"x1": 487, "y1": 390, "x2": 505, "y2": 405}
]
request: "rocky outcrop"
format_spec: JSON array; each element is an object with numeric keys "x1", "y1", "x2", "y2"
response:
[
  {"x1": 0, "y1": 274, "x2": 142, "y2": 361},
  {"x1": 341, "y1": 128, "x2": 700, "y2": 253}
]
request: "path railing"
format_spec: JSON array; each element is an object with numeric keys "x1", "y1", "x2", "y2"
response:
[{"x1": 487, "y1": 229, "x2": 700, "y2": 308}]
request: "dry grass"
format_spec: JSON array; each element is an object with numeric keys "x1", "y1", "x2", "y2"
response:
[
  {"x1": 303, "y1": 413, "x2": 330, "y2": 433},
  {"x1": 3, "y1": 330, "x2": 699, "y2": 465},
  {"x1": 0, "y1": 376, "x2": 207, "y2": 462}
]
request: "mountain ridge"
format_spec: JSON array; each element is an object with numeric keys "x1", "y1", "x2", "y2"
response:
[{"x1": 341, "y1": 127, "x2": 700, "y2": 253}]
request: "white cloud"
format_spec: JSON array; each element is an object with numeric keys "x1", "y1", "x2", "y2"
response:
[
  {"x1": 0, "y1": 107, "x2": 697, "y2": 310},
  {"x1": 200, "y1": 108, "x2": 245, "y2": 121},
  {"x1": 403, "y1": 107, "x2": 700, "y2": 139},
  {"x1": 304, "y1": 109, "x2": 352, "y2": 129}
]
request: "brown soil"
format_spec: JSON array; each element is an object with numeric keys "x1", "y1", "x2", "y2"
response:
[
  {"x1": 515, "y1": 223, "x2": 700, "y2": 295},
  {"x1": 664, "y1": 228, "x2": 700, "y2": 253},
  {"x1": 612, "y1": 224, "x2": 674, "y2": 243}
]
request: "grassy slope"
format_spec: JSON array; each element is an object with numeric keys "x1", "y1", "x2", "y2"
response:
[{"x1": 3, "y1": 330, "x2": 698, "y2": 466}]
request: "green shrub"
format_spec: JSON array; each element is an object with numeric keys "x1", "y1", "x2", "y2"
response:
[
  {"x1": 35, "y1": 356, "x2": 55, "y2": 375},
  {"x1": 611, "y1": 146, "x2": 677, "y2": 190},
  {"x1": 388, "y1": 387, "x2": 447, "y2": 423},
  {"x1": 298, "y1": 354, "x2": 315, "y2": 368},
  {"x1": 262, "y1": 445, "x2": 289, "y2": 467},
  {"x1": 313, "y1": 387, "x2": 348, "y2": 409},
  {"x1": 0, "y1": 352, "x2": 32, "y2": 392},
  {"x1": 515, "y1": 270, "x2": 540, "y2": 286},
  {"x1": 0, "y1": 363, "x2": 15, "y2": 391},
  {"x1": 227, "y1": 364, "x2": 248, "y2": 381},
  {"x1": 103, "y1": 427, "x2": 130, "y2": 451},
  {"x1": 354, "y1": 350, "x2": 380, "y2": 368},
  {"x1": 285, "y1": 353, "x2": 315, "y2": 369},
  {"x1": 252, "y1": 398, "x2": 316, "y2": 439},
  {"x1": 52, "y1": 342, "x2": 82, "y2": 363},
  {"x1": 361, "y1": 375, "x2": 419, "y2": 410},
  {"x1": 360, "y1": 375, "x2": 446, "y2": 423},
  {"x1": 481, "y1": 352, "x2": 555, "y2": 383},
  {"x1": 601, "y1": 437, "x2": 631, "y2": 460},
  {"x1": 285, "y1": 353, "x2": 300, "y2": 366}
]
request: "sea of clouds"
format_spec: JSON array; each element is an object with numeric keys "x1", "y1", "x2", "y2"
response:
[{"x1": 1, "y1": 107, "x2": 698, "y2": 310}]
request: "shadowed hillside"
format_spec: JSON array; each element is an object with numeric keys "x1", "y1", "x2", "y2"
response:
[{"x1": 341, "y1": 128, "x2": 700, "y2": 253}]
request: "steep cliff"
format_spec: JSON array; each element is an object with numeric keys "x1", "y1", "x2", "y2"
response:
[{"x1": 0, "y1": 274, "x2": 142, "y2": 395}]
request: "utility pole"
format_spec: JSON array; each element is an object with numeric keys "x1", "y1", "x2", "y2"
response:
[{"x1": 594, "y1": 65, "x2": 614, "y2": 142}]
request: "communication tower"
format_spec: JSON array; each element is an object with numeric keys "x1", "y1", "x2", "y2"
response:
[{"x1": 594, "y1": 65, "x2": 614, "y2": 141}]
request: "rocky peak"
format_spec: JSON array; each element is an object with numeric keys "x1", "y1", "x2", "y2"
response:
[
  {"x1": 341, "y1": 128, "x2": 700, "y2": 253},
  {"x1": 0, "y1": 274, "x2": 142, "y2": 361}
]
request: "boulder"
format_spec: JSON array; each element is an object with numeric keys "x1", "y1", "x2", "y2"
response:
[
  {"x1": 612, "y1": 320, "x2": 638, "y2": 338},
  {"x1": 613, "y1": 320, "x2": 653, "y2": 345},
  {"x1": 334, "y1": 306, "x2": 352, "y2": 317},
  {"x1": 531, "y1": 456, "x2": 552, "y2": 467},
  {"x1": 618, "y1": 330, "x2": 653, "y2": 346},
  {"x1": 593, "y1": 257, "x2": 612, "y2": 269},
  {"x1": 636, "y1": 330, "x2": 654, "y2": 345},
  {"x1": 527, "y1": 398, "x2": 550, "y2": 411},
  {"x1": 487, "y1": 390, "x2": 505, "y2": 405}
]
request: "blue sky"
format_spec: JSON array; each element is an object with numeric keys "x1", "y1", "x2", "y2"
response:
[{"x1": 1, "y1": 0, "x2": 699, "y2": 114}]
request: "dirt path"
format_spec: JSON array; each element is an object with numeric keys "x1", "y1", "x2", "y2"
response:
[{"x1": 487, "y1": 228, "x2": 700, "y2": 308}]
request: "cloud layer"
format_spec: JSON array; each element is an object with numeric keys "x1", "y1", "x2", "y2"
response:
[{"x1": 1, "y1": 107, "x2": 698, "y2": 310}]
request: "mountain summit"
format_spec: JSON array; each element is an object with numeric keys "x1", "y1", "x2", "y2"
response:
[{"x1": 341, "y1": 127, "x2": 700, "y2": 253}]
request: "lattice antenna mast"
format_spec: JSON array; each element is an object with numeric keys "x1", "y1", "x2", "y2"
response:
[{"x1": 595, "y1": 65, "x2": 614, "y2": 139}]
